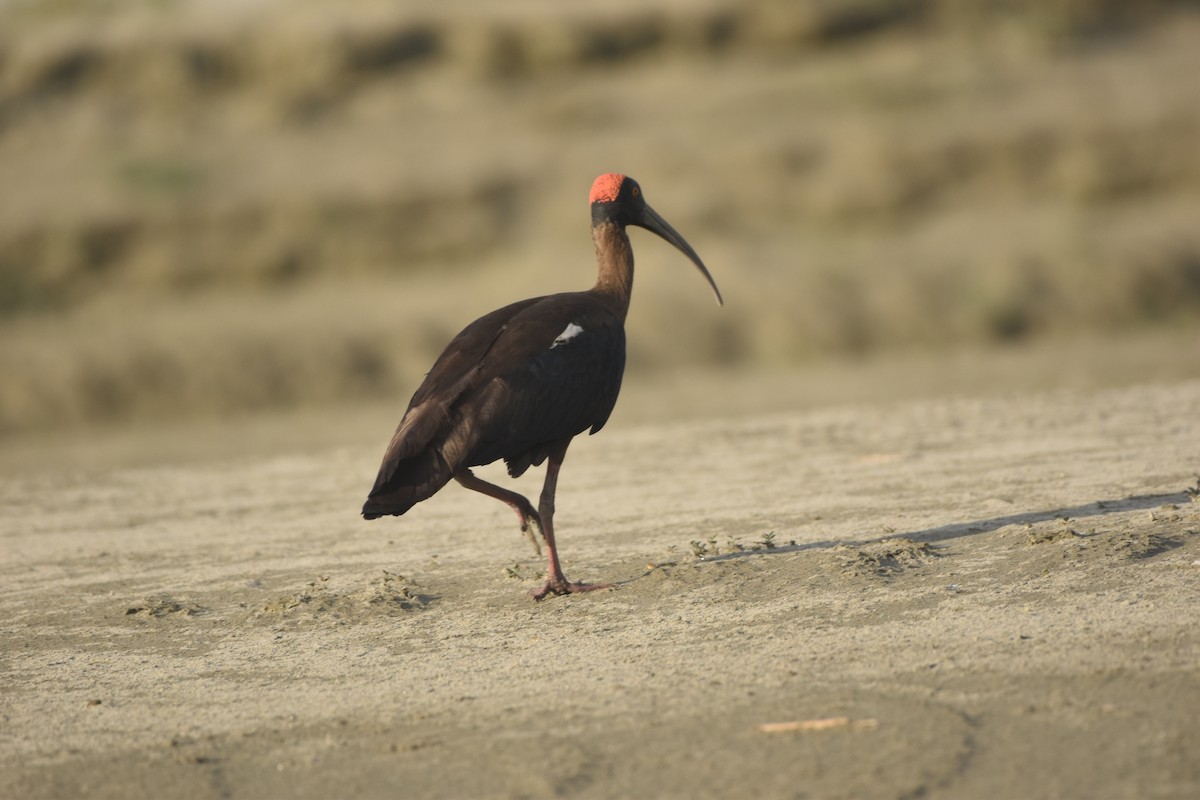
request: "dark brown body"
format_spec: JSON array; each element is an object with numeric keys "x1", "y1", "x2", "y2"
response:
[{"x1": 362, "y1": 291, "x2": 626, "y2": 519}]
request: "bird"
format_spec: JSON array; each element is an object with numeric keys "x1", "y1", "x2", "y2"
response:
[{"x1": 362, "y1": 173, "x2": 722, "y2": 600}]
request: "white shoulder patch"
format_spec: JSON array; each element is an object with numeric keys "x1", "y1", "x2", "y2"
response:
[{"x1": 550, "y1": 322, "x2": 585, "y2": 349}]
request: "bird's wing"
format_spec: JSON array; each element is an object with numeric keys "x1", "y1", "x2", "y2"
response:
[
  {"x1": 461, "y1": 301, "x2": 627, "y2": 471},
  {"x1": 409, "y1": 298, "x2": 544, "y2": 409},
  {"x1": 372, "y1": 294, "x2": 624, "y2": 486},
  {"x1": 373, "y1": 297, "x2": 543, "y2": 474}
]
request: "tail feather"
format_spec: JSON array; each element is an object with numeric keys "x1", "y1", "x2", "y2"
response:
[
  {"x1": 362, "y1": 446, "x2": 453, "y2": 519},
  {"x1": 373, "y1": 401, "x2": 447, "y2": 487},
  {"x1": 363, "y1": 399, "x2": 457, "y2": 519}
]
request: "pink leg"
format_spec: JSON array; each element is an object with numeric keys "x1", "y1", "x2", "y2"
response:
[
  {"x1": 454, "y1": 468, "x2": 542, "y2": 557},
  {"x1": 530, "y1": 440, "x2": 611, "y2": 601}
]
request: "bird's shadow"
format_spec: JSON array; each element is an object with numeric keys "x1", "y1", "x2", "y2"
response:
[{"x1": 680, "y1": 490, "x2": 1194, "y2": 566}]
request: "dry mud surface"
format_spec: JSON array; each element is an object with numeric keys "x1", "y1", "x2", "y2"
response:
[{"x1": 2, "y1": 377, "x2": 1199, "y2": 799}]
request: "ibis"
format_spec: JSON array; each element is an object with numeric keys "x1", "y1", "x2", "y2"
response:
[{"x1": 362, "y1": 173, "x2": 722, "y2": 599}]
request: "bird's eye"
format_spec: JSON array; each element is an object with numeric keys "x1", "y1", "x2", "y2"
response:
[{"x1": 631, "y1": 186, "x2": 640, "y2": 198}]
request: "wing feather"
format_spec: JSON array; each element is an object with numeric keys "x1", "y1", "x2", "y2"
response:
[{"x1": 364, "y1": 292, "x2": 626, "y2": 515}]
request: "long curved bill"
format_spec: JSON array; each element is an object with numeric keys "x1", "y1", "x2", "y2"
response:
[{"x1": 637, "y1": 204, "x2": 724, "y2": 306}]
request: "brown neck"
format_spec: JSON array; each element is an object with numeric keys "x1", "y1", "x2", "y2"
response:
[{"x1": 591, "y1": 221, "x2": 634, "y2": 319}]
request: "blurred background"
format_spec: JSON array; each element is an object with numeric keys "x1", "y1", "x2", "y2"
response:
[{"x1": 2, "y1": 0, "x2": 1200, "y2": 439}]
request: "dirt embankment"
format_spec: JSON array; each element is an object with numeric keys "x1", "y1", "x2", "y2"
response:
[{"x1": 2, "y1": 0, "x2": 1200, "y2": 435}]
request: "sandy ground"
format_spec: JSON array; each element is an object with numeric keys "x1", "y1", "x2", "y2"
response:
[{"x1": 2, "y1": 368, "x2": 1199, "y2": 799}]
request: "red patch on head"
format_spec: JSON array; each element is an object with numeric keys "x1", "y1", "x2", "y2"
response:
[{"x1": 589, "y1": 173, "x2": 626, "y2": 204}]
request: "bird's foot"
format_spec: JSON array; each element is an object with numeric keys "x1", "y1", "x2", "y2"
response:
[{"x1": 530, "y1": 577, "x2": 613, "y2": 601}]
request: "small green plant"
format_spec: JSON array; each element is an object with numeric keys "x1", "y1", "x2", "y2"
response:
[
  {"x1": 690, "y1": 535, "x2": 721, "y2": 559},
  {"x1": 1185, "y1": 476, "x2": 1199, "y2": 503}
]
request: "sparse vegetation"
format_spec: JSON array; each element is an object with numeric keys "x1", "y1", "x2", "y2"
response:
[{"x1": 689, "y1": 531, "x2": 789, "y2": 559}]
